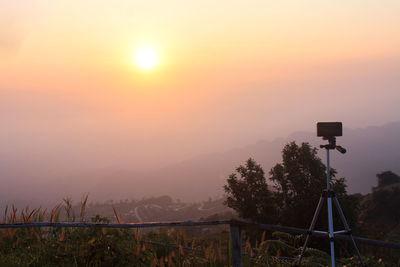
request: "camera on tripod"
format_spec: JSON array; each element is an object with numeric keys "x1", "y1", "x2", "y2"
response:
[
  {"x1": 297, "y1": 122, "x2": 365, "y2": 267},
  {"x1": 317, "y1": 122, "x2": 346, "y2": 153},
  {"x1": 317, "y1": 122, "x2": 342, "y2": 137}
]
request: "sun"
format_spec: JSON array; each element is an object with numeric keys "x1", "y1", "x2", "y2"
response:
[{"x1": 135, "y1": 48, "x2": 159, "y2": 69}]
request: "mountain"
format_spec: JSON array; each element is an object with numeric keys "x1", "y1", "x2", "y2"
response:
[
  {"x1": 1, "y1": 122, "x2": 400, "y2": 206},
  {"x1": 139, "y1": 121, "x2": 400, "y2": 200}
]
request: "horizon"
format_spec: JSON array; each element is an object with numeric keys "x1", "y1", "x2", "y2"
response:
[{"x1": 1, "y1": 120, "x2": 400, "y2": 208}]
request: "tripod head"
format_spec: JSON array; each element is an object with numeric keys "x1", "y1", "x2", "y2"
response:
[{"x1": 320, "y1": 136, "x2": 346, "y2": 154}]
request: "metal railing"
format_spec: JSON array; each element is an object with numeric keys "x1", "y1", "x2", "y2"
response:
[{"x1": 1, "y1": 219, "x2": 399, "y2": 267}]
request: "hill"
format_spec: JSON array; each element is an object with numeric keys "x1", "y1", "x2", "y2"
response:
[
  {"x1": 1, "y1": 121, "x2": 400, "y2": 205},
  {"x1": 136, "y1": 121, "x2": 400, "y2": 200}
]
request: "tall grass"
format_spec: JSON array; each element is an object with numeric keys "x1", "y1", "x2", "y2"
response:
[{"x1": 0, "y1": 197, "x2": 392, "y2": 266}]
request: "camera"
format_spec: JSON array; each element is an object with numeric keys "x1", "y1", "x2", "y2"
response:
[{"x1": 317, "y1": 122, "x2": 342, "y2": 137}]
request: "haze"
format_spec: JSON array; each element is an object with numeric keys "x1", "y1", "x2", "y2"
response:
[{"x1": 1, "y1": 0, "x2": 400, "y2": 205}]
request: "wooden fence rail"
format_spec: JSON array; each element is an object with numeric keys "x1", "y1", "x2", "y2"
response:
[
  {"x1": 0, "y1": 220, "x2": 230, "y2": 229},
  {"x1": 0, "y1": 219, "x2": 399, "y2": 267}
]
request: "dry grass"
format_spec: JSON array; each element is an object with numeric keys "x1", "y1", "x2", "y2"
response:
[{"x1": 0, "y1": 197, "x2": 390, "y2": 266}]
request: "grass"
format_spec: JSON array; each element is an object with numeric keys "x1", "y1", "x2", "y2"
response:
[{"x1": 0, "y1": 196, "x2": 394, "y2": 266}]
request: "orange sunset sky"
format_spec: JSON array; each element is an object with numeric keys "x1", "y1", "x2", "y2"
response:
[{"x1": 1, "y1": 1, "x2": 400, "y2": 192}]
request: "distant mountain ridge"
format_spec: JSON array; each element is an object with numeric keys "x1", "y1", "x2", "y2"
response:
[
  {"x1": 1, "y1": 122, "x2": 400, "y2": 206},
  {"x1": 139, "y1": 121, "x2": 400, "y2": 200}
]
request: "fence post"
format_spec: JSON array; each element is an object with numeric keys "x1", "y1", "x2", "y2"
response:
[{"x1": 230, "y1": 223, "x2": 243, "y2": 267}]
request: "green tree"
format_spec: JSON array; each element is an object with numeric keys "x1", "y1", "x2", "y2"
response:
[
  {"x1": 360, "y1": 171, "x2": 400, "y2": 240},
  {"x1": 223, "y1": 142, "x2": 359, "y2": 230},
  {"x1": 224, "y1": 158, "x2": 277, "y2": 223},
  {"x1": 269, "y1": 142, "x2": 357, "y2": 228},
  {"x1": 375, "y1": 171, "x2": 400, "y2": 189}
]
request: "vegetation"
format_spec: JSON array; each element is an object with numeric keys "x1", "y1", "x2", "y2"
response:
[
  {"x1": 269, "y1": 142, "x2": 356, "y2": 228},
  {"x1": 67, "y1": 196, "x2": 232, "y2": 223},
  {"x1": 0, "y1": 201, "x2": 390, "y2": 266},
  {"x1": 359, "y1": 171, "x2": 400, "y2": 241},
  {"x1": 0, "y1": 141, "x2": 399, "y2": 266},
  {"x1": 224, "y1": 158, "x2": 278, "y2": 224},
  {"x1": 224, "y1": 142, "x2": 359, "y2": 228},
  {"x1": 0, "y1": 200, "x2": 231, "y2": 267},
  {"x1": 224, "y1": 141, "x2": 400, "y2": 265}
]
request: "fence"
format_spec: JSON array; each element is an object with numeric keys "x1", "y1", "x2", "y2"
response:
[{"x1": 1, "y1": 219, "x2": 399, "y2": 267}]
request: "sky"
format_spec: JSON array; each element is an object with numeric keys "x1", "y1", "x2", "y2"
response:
[{"x1": 1, "y1": 0, "x2": 400, "y2": 176}]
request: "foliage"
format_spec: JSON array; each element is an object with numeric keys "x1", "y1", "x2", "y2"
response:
[
  {"x1": 359, "y1": 171, "x2": 400, "y2": 241},
  {"x1": 269, "y1": 142, "x2": 356, "y2": 228},
  {"x1": 224, "y1": 158, "x2": 278, "y2": 223},
  {"x1": 375, "y1": 171, "x2": 400, "y2": 189},
  {"x1": 0, "y1": 201, "x2": 229, "y2": 267},
  {"x1": 224, "y1": 142, "x2": 360, "y2": 231},
  {"x1": 2, "y1": 145, "x2": 400, "y2": 266},
  {"x1": 0, "y1": 199, "x2": 398, "y2": 267},
  {"x1": 341, "y1": 256, "x2": 388, "y2": 267},
  {"x1": 222, "y1": 141, "x2": 400, "y2": 265}
]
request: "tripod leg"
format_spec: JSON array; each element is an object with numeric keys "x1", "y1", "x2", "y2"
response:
[
  {"x1": 333, "y1": 197, "x2": 366, "y2": 267},
  {"x1": 297, "y1": 196, "x2": 325, "y2": 265},
  {"x1": 327, "y1": 195, "x2": 336, "y2": 267}
]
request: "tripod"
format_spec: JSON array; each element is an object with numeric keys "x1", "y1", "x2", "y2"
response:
[{"x1": 297, "y1": 137, "x2": 365, "y2": 266}]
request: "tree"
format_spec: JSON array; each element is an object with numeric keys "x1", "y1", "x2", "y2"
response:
[
  {"x1": 269, "y1": 142, "x2": 356, "y2": 228},
  {"x1": 224, "y1": 158, "x2": 277, "y2": 223},
  {"x1": 375, "y1": 171, "x2": 400, "y2": 189},
  {"x1": 360, "y1": 171, "x2": 400, "y2": 240},
  {"x1": 223, "y1": 142, "x2": 359, "y2": 229}
]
